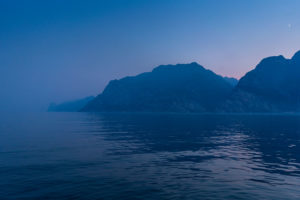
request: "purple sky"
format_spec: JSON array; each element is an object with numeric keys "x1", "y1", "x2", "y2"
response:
[{"x1": 1, "y1": 0, "x2": 300, "y2": 111}]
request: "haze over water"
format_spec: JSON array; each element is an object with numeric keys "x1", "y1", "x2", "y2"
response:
[{"x1": 1, "y1": 112, "x2": 299, "y2": 199}]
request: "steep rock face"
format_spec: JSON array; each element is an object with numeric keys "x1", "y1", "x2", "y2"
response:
[
  {"x1": 82, "y1": 63, "x2": 234, "y2": 112},
  {"x1": 223, "y1": 51, "x2": 300, "y2": 112}
]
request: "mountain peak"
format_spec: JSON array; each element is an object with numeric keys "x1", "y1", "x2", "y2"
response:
[
  {"x1": 190, "y1": 62, "x2": 200, "y2": 66},
  {"x1": 292, "y1": 50, "x2": 300, "y2": 62},
  {"x1": 260, "y1": 55, "x2": 286, "y2": 64},
  {"x1": 82, "y1": 62, "x2": 234, "y2": 112},
  {"x1": 152, "y1": 62, "x2": 204, "y2": 73},
  {"x1": 255, "y1": 55, "x2": 287, "y2": 70}
]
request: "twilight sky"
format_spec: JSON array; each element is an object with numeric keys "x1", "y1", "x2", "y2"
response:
[{"x1": 1, "y1": 0, "x2": 300, "y2": 111}]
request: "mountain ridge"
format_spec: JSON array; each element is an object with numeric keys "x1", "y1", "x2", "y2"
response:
[
  {"x1": 82, "y1": 62, "x2": 234, "y2": 112},
  {"x1": 222, "y1": 51, "x2": 300, "y2": 112},
  {"x1": 80, "y1": 50, "x2": 300, "y2": 113}
]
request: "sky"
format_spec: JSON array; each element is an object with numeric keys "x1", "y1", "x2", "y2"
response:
[{"x1": 1, "y1": 0, "x2": 300, "y2": 111}]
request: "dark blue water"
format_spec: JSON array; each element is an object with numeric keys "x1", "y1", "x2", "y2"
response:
[{"x1": 0, "y1": 113, "x2": 300, "y2": 200}]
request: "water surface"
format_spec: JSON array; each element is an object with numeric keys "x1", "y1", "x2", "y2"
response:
[{"x1": 0, "y1": 113, "x2": 300, "y2": 199}]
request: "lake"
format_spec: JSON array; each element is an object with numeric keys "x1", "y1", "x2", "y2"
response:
[{"x1": 0, "y1": 112, "x2": 300, "y2": 199}]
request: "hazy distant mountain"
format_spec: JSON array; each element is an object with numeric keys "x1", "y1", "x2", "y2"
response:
[
  {"x1": 222, "y1": 51, "x2": 300, "y2": 112},
  {"x1": 82, "y1": 62, "x2": 234, "y2": 112},
  {"x1": 48, "y1": 96, "x2": 94, "y2": 112},
  {"x1": 223, "y1": 77, "x2": 238, "y2": 86}
]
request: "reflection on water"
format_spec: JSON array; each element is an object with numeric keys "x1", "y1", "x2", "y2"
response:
[{"x1": 0, "y1": 113, "x2": 300, "y2": 199}]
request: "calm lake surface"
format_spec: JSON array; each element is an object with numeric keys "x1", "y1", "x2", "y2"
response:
[{"x1": 0, "y1": 112, "x2": 300, "y2": 200}]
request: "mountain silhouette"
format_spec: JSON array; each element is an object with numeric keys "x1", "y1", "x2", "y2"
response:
[
  {"x1": 81, "y1": 50, "x2": 300, "y2": 113},
  {"x1": 48, "y1": 96, "x2": 94, "y2": 112},
  {"x1": 223, "y1": 51, "x2": 300, "y2": 112},
  {"x1": 82, "y1": 63, "x2": 234, "y2": 112}
]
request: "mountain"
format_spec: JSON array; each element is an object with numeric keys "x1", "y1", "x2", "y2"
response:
[
  {"x1": 222, "y1": 51, "x2": 300, "y2": 112},
  {"x1": 81, "y1": 50, "x2": 300, "y2": 113},
  {"x1": 82, "y1": 62, "x2": 234, "y2": 112},
  {"x1": 48, "y1": 96, "x2": 94, "y2": 112},
  {"x1": 223, "y1": 77, "x2": 238, "y2": 86}
]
